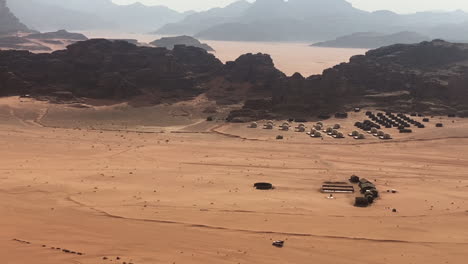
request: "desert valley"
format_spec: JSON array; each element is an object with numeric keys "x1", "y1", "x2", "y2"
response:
[
  {"x1": 1, "y1": 0, "x2": 468, "y2": 264},
  {"x1": 1, "y1": 96, "x2": 467, "y2": 264}
]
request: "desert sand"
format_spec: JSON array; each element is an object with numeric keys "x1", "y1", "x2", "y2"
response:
[
  {"x1": 79, "y1": 31, "x2": 367, "y2": 76},
  {"x1": 0, "y1": 96, "x2": 467, "y2": 263}
]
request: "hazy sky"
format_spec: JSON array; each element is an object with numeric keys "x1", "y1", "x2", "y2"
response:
[{"x1": 113, "y1": 0, "x2": 468, "y2": 13}]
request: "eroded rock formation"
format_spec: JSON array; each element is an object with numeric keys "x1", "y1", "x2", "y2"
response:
[{"x1": 1, "y1": 39, "x2": 468, "y2": 118}]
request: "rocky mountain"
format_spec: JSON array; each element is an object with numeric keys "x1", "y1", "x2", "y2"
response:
[
  {"x1": 150, "y1": 36, "x2": 214, "y2": 51},
  {"x1": 8, "y1": 0, "x2": 186, "y2": 32},
  {"x1": 0, "y1": 0, "x2": 29, "y2": 34},
  {"x1": 156, "y1": 0, "x2": 468, "y2": 42},
  {"x1": 0, "y1": 39, "x2": 223, "y2": 100},
  {"x1": 1, "y1": 39, "x2": 468, "y2": 118},
  {"x1": 312, "y1": 31, "x2": 430, "y2": 49},
  {"x1": 269, "y1": 40, "x2": 468, "y2": 117},
  {"x1": 156, "y1": 0, "x2": 251, "y2": 36},
  {"x1": 0, "y1": 38, "x2": 283, "y2": 105}
]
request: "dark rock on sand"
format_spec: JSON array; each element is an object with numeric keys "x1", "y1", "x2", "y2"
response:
[{"x1": 0, "y1": 39, "x2": 222, "y2": 100}]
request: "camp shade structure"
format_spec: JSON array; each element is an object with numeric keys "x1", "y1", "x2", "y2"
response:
[
  {"x1": 295, "y1": 126, "x2": 306, "y2": 132},
  {"x1": 380, "y1": 134, "x2": 392, "y2": 140},
  {"x1": 354, "y1": 133, "x2": 365, "y2": 140},
  {"x1": 254, "y1": 182, "x2": 274, "y2": 190},
  {"x1": 349, "y1": 175, "x2": 360, "y2": 183},
  {"x1": 311, "y1": 131, "x2": 322, "y2": 138},
  {"x1": 399, "y1": 129, "x2": 412, "y2": 133},
  {"x1": 333, "y1": 124, "x2": 341, "y2": 129},
  {"x1": 334, "y1": 132, "x2": 345, "y2": 139},
  {"x1": 364, "y1": 190, "x2": 375, "y2": 203},
  {"x1": 335, "y1": 112, "x2": 348, "y2": 118},
  {"x1": 355, "y1": 197, "x2": 370, "y2": 207},
  {"x1": 436, "y1": 123, "x2": 444, "y2": 127},
  {"x1": 374, "y1": 131, "x2": 385, "y2": 137},
  {"x1": 321, "y1": 183, "x2": 355, "y2": 193},
  {"x1": 263, "y1": 124, "x2": 274, "y2": 129},
  {"x1": 349, "y1": 131, "x2": 359, "y2": 137},
  {"x1": 249, "y1": 122, "x2": 258, "y2": 128}
]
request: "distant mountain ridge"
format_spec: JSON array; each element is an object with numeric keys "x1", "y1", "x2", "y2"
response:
[
  {"x1": 8, "y1": 0, "x2": 187, "y2": 32},
  {"x1": 156, "y1": 0, "x2": 468, "y2": 42},
  {"x1": 0, "y1": 0, "x2": 29, "y2": 34},
  {"x1": 156, "y1": 0, "x2": 251, "y2": 35},
  {"x1": 312, "y1": 31, "x2": 431, "y2": 49}
]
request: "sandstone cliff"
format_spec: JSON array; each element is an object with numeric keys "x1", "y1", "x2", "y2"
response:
[{"x1": 1, "y1": 39, "x2": 468, "y2": 118}]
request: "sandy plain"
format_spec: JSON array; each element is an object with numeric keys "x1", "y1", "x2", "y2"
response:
[{"x1": 0, "y1": 96, "x2": 467, "y2": 264}]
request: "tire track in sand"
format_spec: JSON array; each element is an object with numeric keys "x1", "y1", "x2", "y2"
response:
[{"x1": 65, "y1": 196, "x2": 468, "y2": 246}]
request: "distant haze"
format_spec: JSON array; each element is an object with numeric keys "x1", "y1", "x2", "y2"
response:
[{"x1": 113, "y1": 0, "x2": 468, "y2": 13}]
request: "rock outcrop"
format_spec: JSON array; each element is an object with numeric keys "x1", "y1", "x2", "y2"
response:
[
  {"x1": 272, "y1": 40, "x2": 468, "y2": 116},
  {"x1": 0, "y1": 0, "x2": 29, "y2": 34},
  {"x1": 0, "y1": 36, "x2": 51, "y2": 51},
  {"x1": 157, "y1": 0, "x2": 468, "y2": 42},
  {"x1": 0, "y1": 39, "x2": 223, "y2": 100},
  {"x1": 27, "y1": 30, "x2": 88, "y2": 41},
  {"x1": 229, "y1": 40, "x2": 468, "y2": 119},
  {"x1": 1, "y1": 39, "x2": 468, "y2": 118},
  {"x1": 1, "y1": 30, "x2": 88, "y2": 52},
  {"x1": 150, "y1": 36, "x2": 214, "y2": 51},
  {"x1": 312, "y1": 31, "x2": 430, "y2": 49}
]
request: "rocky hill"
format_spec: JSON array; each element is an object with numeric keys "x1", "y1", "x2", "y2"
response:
[
  {"x1": 0, "y1": 30, "x2": 88, "y2": 52},
  {"x1": 270, "y1": 40, "x2": 468, "y2": 117},
  {"x1": 230, "y1": 40, "x2": 468, "y2": 119},
  {"x1": 150, "y1": 36, "x2": 214, "y2": 52},
  {"x1": 9, "y1": 0, "x2": 186, "y2": 32},
  {"x1": 156, "y1": 0, "x2": 468, "y2": 42},
  {"x1": 0, "y1": 39, "x2": 224, "y2": 100},
  {"x1": 1, "y1": 39, "x2": 468, "y2": 118},
  {"x1": 0, "y1": 0, "x2": 29, "y2": 34},
  {"x1": 312, "y1": 31, "x2": 430, "y2": 49}
]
